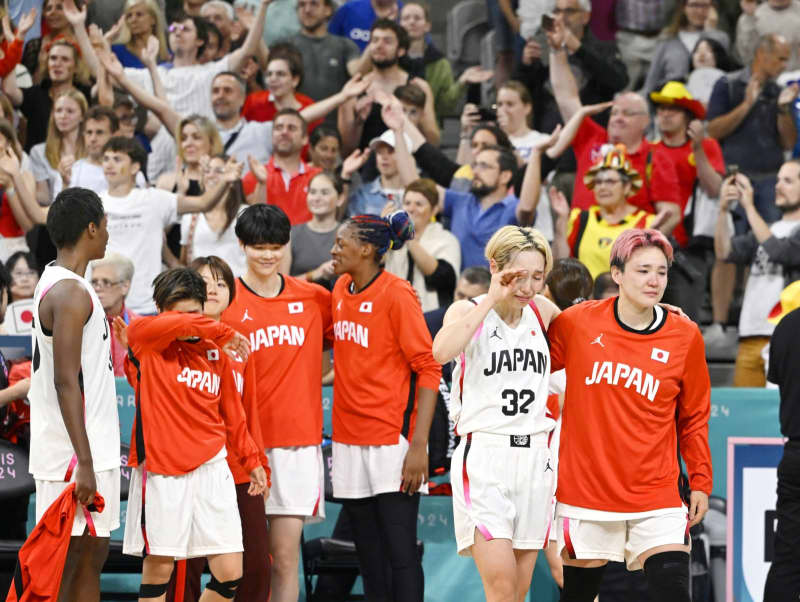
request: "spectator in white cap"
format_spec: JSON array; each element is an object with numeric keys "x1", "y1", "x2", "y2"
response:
[{"x1": 344, "y1": 128, "x2": 414, "y2": 216}]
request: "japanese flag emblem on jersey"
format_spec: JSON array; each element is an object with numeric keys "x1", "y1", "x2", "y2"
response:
[
  {"x1": 207, "y1": 349, "x2": 219, "y2": 361},
  {"x1": 651, "y1": 347, "x2": 669, "y2": 364},
  {"x1": 288, "y1": 302, "x2": 304, "y2": 314},
  {"x1": 359, "y1": 302, "x2": 373, "y2": 313}
]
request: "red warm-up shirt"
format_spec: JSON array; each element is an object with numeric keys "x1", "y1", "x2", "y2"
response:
[
  {"x1": 224, "y1": 352, "x2": 269, "y2": 485},
  {"x1": 548, "y1": 298, "x2": 713, "y2": 513},
  {"x1": 331, "y1": 271, "x2": 442, "y2": 445},
  {"x1": 221, "y1": 276, "x2": 333, "y2": 448},
  {"x1": 6, "y1": 484, "x2": 104, "y2": 602},
  {"x1": 124, "y1": 312, "x2": 262, "y2": 476}
]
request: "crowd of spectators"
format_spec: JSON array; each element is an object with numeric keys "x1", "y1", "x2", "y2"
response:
[{"x1": 0, "y1": 0, "x2": 794, "y2": 386}]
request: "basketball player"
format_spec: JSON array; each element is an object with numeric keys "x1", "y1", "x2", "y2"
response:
[
  {"x1": 221, "y1": 204, "x2": 333, "y2": 602},
  {"x1": 27, "y1": 188, "x2": 119, "y2": 602},
  {"x1": 548, "y1": 229, "x2": 712, "y2": 602},
  {"x1": 432, "y1": 226, "x2": 560, "y2": 602},
  {"x1": 121, "y1": 268, "x2": 267, "y2": 602},
  {"x1": 330, "y1": 212, "x2": 441, "y2": 602}
]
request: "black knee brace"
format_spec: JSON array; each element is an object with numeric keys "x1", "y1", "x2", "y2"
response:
[
  {"x1": 560, "y1": 565, "x2": 606, "y2": 602},
  {"x1": 643, "y1": 551, "x2": 690, "y2": 602},
  {"x1": 206, "y1": 574, "x2": 242, "y2": 599},
  {"x1": 139, "y1": 582, "x2": 169, "y2": 598}
]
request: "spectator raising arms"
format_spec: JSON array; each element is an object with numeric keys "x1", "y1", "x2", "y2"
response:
[
  {"x1": 5, "y1": 36, "x2": 93, "y2": 151},
  {"x1": 715, "y1": 164, "x2": 800, "y2": 387}
]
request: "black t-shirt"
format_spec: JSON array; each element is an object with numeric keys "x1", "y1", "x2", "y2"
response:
[{"x1": 768, "y1": 307, "x2": 800, "y2": 439}]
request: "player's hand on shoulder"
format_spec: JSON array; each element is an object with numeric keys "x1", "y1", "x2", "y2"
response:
[
  {"x1": 688, "y1": 490, "x2": 709, "y2": 526},
  {"x1": 223, "y1": 331, "x2": 251, "y2": 362},
  {"x1": 658, "y1": 302, "x2": 690, "y2": 320}
]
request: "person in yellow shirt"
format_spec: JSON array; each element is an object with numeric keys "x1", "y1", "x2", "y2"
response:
[{"x1": 551, "y1": 145, "x2": 656, "y2": 278}]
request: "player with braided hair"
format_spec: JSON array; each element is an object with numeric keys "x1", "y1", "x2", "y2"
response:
[
  {"x1": 432, "y1": 225, "x2": 560, "y2": 602},
  {"x1": 330, "y1": 211, "x2": 442, "y2": 602}
]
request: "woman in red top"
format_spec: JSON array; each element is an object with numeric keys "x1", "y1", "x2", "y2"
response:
[
  {"x1": 330, "y1": 211, "x2": 441, "y2": 602},
  {"x1": 241, "y1": 43, "x2": 316, "y2": 124},
  {"x1": 548, "y1": 229, "x2": 711, "y2": 602},
  {"x1": 119, "y1": 267, "x2": 267, "y2": 602}
]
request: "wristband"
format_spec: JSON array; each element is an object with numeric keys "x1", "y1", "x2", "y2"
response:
[
  {"x1": 341, "y1": 178, "x2": 352, "y2": 184},
  {"x1": 305, "y1": 271, "x2": 315, "y2": 282}
]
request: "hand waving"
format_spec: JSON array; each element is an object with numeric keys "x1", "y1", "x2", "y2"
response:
[{"x1": 341, "y1": 148, "x2": 371, "y2": 180}]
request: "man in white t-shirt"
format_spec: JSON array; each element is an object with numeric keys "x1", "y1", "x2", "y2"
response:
[
  {"x1": 100, "y1": 136, "x2": 242, "y2": 314},
  {"x1": 69, "y1": 0, "x2": 271, "y2": 178},
  {"x1": 716, "y1": 160, "x2": 800, "y2": 387},
  {"x1": 68, "y1": 106, "x2": 147, "y2": 192}
]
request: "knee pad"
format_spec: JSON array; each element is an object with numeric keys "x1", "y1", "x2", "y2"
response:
[
  {"x1": 643, "y1": 551, "x2": 690, "y2": 602},
  {"x1": 139, "y1": 582, "x2": 169, "y2": 598},
  {"x1": 560, "y1": 565, "x2": 606, "y2": 602},
  {"x1": 206, "y1": 574, "x2": 242, "y2": 599}
]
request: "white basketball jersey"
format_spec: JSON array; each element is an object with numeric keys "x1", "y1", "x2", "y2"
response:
[
  {"x1": 451, "y1": 295, "x2": 554, "y2": 436},
  {"x1": 28, "y1": 264, "x2": 120, "y2": 480}
]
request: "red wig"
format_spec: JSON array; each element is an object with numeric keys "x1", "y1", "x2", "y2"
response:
[{"x1": 610, "y1": 228, "x2": 673, "y2": 270}]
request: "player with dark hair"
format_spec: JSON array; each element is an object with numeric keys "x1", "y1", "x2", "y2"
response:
[
  {"x1": 329, "y1": 211, "x2": 441, "y2": 602},
  {"x1": 223, "y1": 204, "x2": 333, "y2": 602},
  {"x1": 432, "y1": 225, "x2": 559, "y2": 601},
  {"x1": 28, "y1": 187, "x2": 117, "y2": 602},
  {"x1": 548, "y1": 228, "x2": 712, "y2": 602},
  {"x1": 120, "y1": 266, "x2": 267, "y2": 602},
  {"x1": 545, "y1": 258, "x2": 593, "y2": 311}
]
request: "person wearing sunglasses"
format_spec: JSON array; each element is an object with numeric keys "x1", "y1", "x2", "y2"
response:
[{"x1": 549, "y1": 145, "x2": 656, "y2": 279}]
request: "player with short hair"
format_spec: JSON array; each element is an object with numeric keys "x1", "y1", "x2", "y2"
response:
[
  {"x1": 28, "y1": 187, "x2": 119, "y2": 602},
  {"x1": 329, "y1": 211, "x2": 441, "y2": 602},
  {"x1": 432, "y1": 225, "x2": 560, "y2": 601},
  {"x1": 548, "y1": 228, "x2": 712, "y2": 602},
  {"x1": 121, "y1": 267, "x2": 267, "y2": 602},
  {"x1": 221, "y1": 204, "x2": 333, "y2": 602}
]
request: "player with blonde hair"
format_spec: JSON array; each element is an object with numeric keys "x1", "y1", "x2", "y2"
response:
[{"x1": 432, "y1": 225, "x2": 559, "y2": 602}]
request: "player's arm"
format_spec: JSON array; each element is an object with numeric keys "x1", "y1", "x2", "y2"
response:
[
  {"x1": 391, "y1": 284, "x2": 442, "y2": 494},
  {"x1": 45, "y1": 281, "x2": 96, "y2": 505},
  {"x1": 678, "y1": 328, "x2": 713, "y2": 526},
  {"x1": 533, "y1": 293, "x2": 561, "y2": 328},
  {"x1": 127, "y1": 312, "x2": 238, "y2": 353},
  {"x1": 218, "y1": 356, "x2": 267, "y2": 495},
  {"x1": 432, "y1": 268, "x2": 527, "y2": 363}
]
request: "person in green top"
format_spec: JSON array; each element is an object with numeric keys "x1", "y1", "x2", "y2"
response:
[{"x1": 398, "y1": 1, "x2": 493, "y2": 118}]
